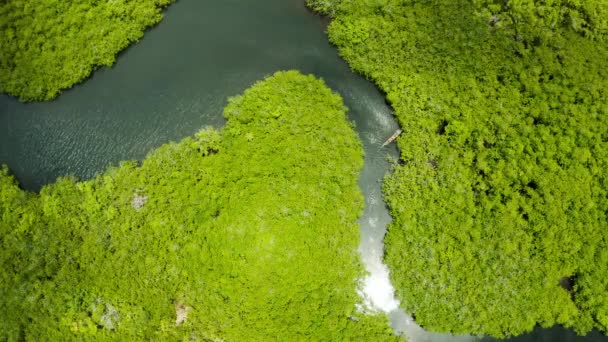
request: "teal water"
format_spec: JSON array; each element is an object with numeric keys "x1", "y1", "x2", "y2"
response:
[{"x1": 0, "y1": 1, "x2": 606, "y2": 341}]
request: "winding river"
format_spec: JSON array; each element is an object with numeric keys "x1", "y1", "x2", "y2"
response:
[{"x1": 0, "y1": 1, "x2": 606, "y2": 341}]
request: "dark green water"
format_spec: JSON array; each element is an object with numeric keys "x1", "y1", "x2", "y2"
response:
[{"x1": 0, "y1": 1, "x2": 606, "y2": 341}]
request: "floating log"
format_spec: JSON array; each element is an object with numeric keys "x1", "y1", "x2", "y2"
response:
[{"x1": 381, "y1": 129, "x2": 402, "y2": 147}]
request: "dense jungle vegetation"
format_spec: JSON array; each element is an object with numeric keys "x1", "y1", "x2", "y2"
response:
[
  {"x1": 0, "y1": 71, "x2": 399, "y2": 341},
  {"x1": 0, "y1": 0, "x2": 175, "y2": 101},
  {"x1": 308, "y1": 0, "x2": 608, "y2": 338}
]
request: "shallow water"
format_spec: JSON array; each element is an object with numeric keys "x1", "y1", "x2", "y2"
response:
[{"x1": 0, "y1": 1, "x2": 606, "y2": 341}]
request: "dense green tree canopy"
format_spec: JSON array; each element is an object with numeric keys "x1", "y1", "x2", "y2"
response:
[
  {"x1": 472, "y1": 0, "x2": 608, "y2": 41},
  {"x1": 0, "y1": 71, "x2": 399, "y2": 341},
  {"x1": 0, "y1": 0, "x2": 175, "y2": 101},
  {"x1": 308, "y1": 0, "x2": 608, "y2": 338}
]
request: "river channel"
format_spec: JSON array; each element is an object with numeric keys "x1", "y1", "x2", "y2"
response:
[{"x1": 0, "y1": 1, "x2": 606, "y2": 341}]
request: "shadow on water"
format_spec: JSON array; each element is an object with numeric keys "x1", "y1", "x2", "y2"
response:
[{"x1": 0, "y1": 1, "x2": 606, "y2": 341}]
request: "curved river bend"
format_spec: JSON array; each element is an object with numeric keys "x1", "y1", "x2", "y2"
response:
[{"x1": 0, "y1": 1, "x2": 606, "y2": 341}]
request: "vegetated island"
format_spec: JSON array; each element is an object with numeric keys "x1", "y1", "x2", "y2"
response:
[
  {"x1": 0, "y1": 0, "x2": 175, "y2": 101},
  {"x1": 0, "y1": 71, "x2": 400, "y2": 341},
  {"x1": 308, "y1": 0, "x2": 608, "y2": 338}
]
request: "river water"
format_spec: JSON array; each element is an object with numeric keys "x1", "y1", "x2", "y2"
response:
[{"x1": 0, "y1": 1, "x2": 606, "y2": 341}]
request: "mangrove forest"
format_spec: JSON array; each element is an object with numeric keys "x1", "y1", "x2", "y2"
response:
[{"x1": 1, "y1": 0, "x2": 608, "y2": 340}]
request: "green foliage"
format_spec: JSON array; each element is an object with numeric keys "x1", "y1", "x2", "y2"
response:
[
  {"x1": 0, "y1": 71, "x2": 400, "y2": 341},
  {"x1": 312, "y1": 0, "x2": 608, "y2": 338},
  {"x1": 0, "y1": 0, "x2": 175, "y2": 101},
  {"x1": 306, "y1": 0, "x2": 343, "y2": 15},
  {"x1": 472, "y1": 0, "x2": 608, "y2": 42}
]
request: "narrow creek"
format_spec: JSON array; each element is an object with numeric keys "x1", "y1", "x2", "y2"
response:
[{"x1": 0, "y1": 1, "x2": 606, "y2": 341}]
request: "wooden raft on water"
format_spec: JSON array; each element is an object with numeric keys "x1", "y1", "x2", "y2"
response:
[{"x1": 382, "y1": 129, "x2": 402, "y2": 147}]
